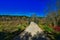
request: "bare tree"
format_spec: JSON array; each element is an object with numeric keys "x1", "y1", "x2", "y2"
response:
[{"x1": 31, "y1": 14, "x2": 37, "y2": 22}]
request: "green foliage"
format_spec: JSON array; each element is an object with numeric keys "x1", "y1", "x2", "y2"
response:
[
  {"x1": 17, "y1": 23, "x2": 28, "y2": 31},
  {"x1": 43, "y1": 25, "x2": 54, "y2": 33},
  {"x1": 39, "y1": 24, "x2": 54, "y2": 33}
]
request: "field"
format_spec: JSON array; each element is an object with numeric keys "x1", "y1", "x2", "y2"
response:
[{"x1": 0, "y1": 14, "x2": 60, "y2": 40}]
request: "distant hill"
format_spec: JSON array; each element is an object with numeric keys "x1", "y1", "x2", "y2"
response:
[
  {"x1": 0, "y1": 15, "x2": 44, "y2": 21},
  {"x1": 0, "y1": 15, "x2": 29, "y2": 21}
]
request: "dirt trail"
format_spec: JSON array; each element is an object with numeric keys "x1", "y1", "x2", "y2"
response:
[
  {"x1": 13, "y1": 22, "x2": 45, "y2": 40},
  {"x1": 20, "y1": 22, "x2": 43, "y2": 37},
  {"x1": 24, "y1": 22, "x2": 43, "y2": 36}
]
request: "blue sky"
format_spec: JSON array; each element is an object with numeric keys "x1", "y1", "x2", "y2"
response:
[{"x1": 0, "y1": 0, "x2": 57, "y2": 17}]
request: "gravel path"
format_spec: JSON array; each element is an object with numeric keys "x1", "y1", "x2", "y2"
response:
[
  {"x1": 13, "y1": 22, "x2": 48, "y2": 40},
  {"x1": 24, "y1": 22, "x2": 43, "y2": 36}
]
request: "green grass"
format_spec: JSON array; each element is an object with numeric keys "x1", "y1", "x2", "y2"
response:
[
  {"x1": 0, "y1": 21, "x2": 29, "y2": 40},
  {"x1": 39, "y1": 24, "x2": 60, "y2": 40}
]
